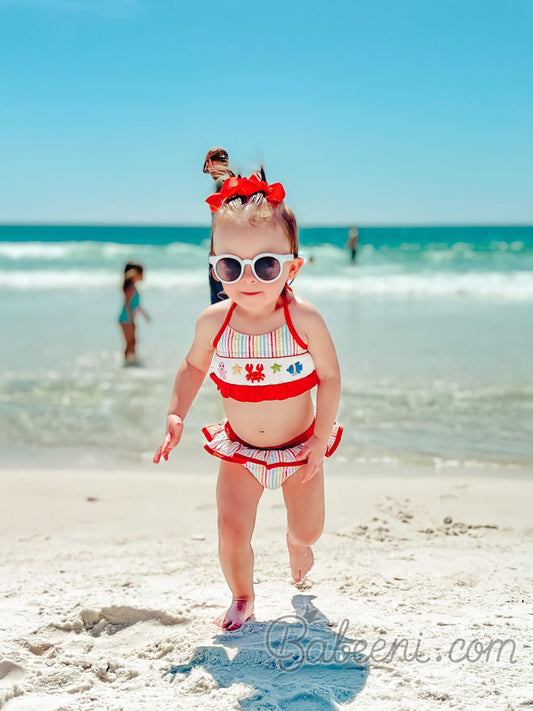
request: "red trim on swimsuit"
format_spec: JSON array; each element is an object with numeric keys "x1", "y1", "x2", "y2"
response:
[
  {"x1": 282, "y1": 291, "x2": 308, "y2": 350},
  {"x1": 201, "y1": 444, "x2": 309, "y2": 470},
  {"x1": 201, "y1": 418, "x2": 342, "y2": 469},
  {"x1": 224, "y1": 419, "x2": 316, "y2": 449},
  {"x1": 210, "y1": 370, "x2": 320, "y2": 402},
  {"x1": 212, "y1": 301, "x2": 237, "y2": 349},
  {"x1": 324, "y1": 424, "x2": 343, "y2": 457}
]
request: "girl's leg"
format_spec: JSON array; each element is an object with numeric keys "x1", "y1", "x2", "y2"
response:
[
  {"x1": 215, "y1": 460, "x2": 264, "y2": 629},
  {"x1": 127, "y1": 324, "x2": 136, "y2": 357},
  {"x1": 120, "y1": 323, "x2": 136, "y2": 358},
  {"x1": 120, "y1": 323, "x2": 128, "y2": 358},
  {"x1": 282, "y1": 465, "x2": 325, "y2": 583}
]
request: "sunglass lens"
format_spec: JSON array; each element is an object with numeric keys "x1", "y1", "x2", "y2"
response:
[
  {"x1": 254, "y1": 256, "x2": 281, "y2": 282},
  {"x1": 216, "y1": 257, "x2": 242, "y2": 282}
]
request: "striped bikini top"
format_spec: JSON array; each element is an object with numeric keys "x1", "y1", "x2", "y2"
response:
[{"x1": 209, "y1": 290, "x2": 318, "y2": 402}]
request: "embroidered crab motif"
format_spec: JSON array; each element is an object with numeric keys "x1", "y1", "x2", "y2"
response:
[
  {"x1": 287, "y1": 361, "x2": 303, "y2": 376},
  {"x1": 245, "y1": 364, "x2": 265, "y2": 383},
  {"x1": 271, "y1": 363, "x2": 282, "y2": 373},
  {"x1": 217, "y1": 362, "x2": 228, "y2": 379}
]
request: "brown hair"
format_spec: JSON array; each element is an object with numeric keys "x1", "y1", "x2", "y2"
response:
[
  {"x1": 122, "y1": 262, "x2": 143, "y2": 292},
  {"x1": 210, "y1": 193, "x2": 298, "y2": 257}
]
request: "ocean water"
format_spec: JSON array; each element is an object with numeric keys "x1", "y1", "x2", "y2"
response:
[{"x1": 0, "y1": 224, "x2": 532, "y2": 473}]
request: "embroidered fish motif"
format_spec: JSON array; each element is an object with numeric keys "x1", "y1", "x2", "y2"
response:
[
  {"x1": 245, "y1": 364, "x2": 265, "y2": 383},
  {"x1": 287, "y1": 361, "x2": 303, "y2": 376},
  {"x1": 271, "y1": 363, "x2": 282, "y2": 373},
  {"x1": 232, "y1": 363, "x2": 243, "y2": 375}
]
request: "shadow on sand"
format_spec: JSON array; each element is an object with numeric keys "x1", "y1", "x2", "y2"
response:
[{"x1": 167, "y1": 594, "x2": 368, "y2": 710}]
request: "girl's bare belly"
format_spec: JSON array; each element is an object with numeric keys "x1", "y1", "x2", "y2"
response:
[{"x1": 223, "y1": 392, "x2": 315, "y2": 448}]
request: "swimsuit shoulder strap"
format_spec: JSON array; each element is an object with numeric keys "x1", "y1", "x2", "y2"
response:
[
  {"x1": 212, "y1": 301, "x2": 237, "y2": 349},
  {"x1": 282, "y1": 289, "x2": 308, "y2": 350}
]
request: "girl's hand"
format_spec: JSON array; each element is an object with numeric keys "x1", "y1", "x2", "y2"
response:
[
  {"x1": 153, "y1": 414, "x2": 183, "y2": 463},
  {"x1": 298, "y1": 435, "x2": 328, "y2": 483}
]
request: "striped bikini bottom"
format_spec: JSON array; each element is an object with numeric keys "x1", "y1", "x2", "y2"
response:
[{"x1": 202, "y1": 418, "x2": 343, "y2": 490}]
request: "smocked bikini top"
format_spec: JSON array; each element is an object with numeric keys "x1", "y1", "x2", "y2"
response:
[{"x1": 209, "y1": 290, "x2": 318, "y2": 402}]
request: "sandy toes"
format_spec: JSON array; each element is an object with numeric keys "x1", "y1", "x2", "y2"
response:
[
  {"x1": 286, "y1": 532, "x2": 315, "y2": 583},
  {"x1": 214, "y1": 598, "x2": 255, "y2": 631}
]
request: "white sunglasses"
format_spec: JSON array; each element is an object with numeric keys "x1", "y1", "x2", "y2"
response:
[{"x1": 209, "y1": 253, "x2": 295, "y2": 284}]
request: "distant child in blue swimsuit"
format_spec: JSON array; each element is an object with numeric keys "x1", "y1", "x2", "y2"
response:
[
  {"x1": 118, "y1": 262, "x2": 151, "y2": 366},
  {"x1": 153, "y1": 171, "x2": 342, "y2": 630}
]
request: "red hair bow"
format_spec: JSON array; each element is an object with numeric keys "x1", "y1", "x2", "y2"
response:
[{"x1": 206, "y1": 174, "x2": 286, "y2": 213}]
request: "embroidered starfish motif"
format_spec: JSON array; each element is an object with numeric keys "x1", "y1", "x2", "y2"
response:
[
  {"x1": 271, "y1": 363, "x2": 282, "y2": 373},
  {"x1": 232, "y1": 363, "x2": 242, "y2": 375}
]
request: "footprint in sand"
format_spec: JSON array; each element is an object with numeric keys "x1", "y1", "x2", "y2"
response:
[{"x1": 0, "y1": 660, "x2": 26, "y2": 683}]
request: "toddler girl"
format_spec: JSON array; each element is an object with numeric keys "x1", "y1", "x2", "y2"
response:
[{"x1": 154, "y1": 173, "x2": 342, "y2": 629}]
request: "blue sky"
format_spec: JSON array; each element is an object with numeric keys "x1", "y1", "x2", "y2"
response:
[{"x1": 1, "y1": 0, "x2": 532, "y2": 225}]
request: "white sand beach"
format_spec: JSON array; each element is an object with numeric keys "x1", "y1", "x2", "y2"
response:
[{"x1": 1, "y1": 465, "x2": 532, "y2": 711}]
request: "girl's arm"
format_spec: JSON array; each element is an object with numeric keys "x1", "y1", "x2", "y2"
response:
[
  {"x1": 138, "y1": 307, "x2": 151, "y2": 322},
  {"x1": 295, "y1": 304, "x2": 341, "y2": 482},
  {"x1": 153, "y1": 309, "x2": 217, "y2": 463}
]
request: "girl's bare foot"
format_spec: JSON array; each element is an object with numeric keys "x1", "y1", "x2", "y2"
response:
[
  {"x1": 214, "y1": 598, "x2": 255, "y2": 631},
  {"x1": 286, "y1": 532, "x2": 314, "y2": 583}
]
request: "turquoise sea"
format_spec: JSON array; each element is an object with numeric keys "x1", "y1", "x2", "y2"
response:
[{"x1": 1, "y1": 224, "x2": 532, "y2": 473}]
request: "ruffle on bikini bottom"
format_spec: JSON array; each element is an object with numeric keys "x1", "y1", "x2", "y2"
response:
[{"x1": 202, "y1": 419, "x2": 343, "y2": 489}]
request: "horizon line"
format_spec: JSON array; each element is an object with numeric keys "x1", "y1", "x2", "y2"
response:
[{"x1": 1, "y1": 221, "x2": 532, "y2": 229}]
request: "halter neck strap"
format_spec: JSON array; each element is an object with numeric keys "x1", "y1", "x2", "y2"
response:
[
  {"x1": 212, "y1": 286, "x2": 307, "y2": 351},
  {"x1": 282, "y1": 288, "x2": 308, "y2": 350},
  {"x1": 212, "y1": 301, "x2": 237, "y2": 349}
]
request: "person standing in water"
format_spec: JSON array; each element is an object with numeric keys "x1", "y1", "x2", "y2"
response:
[
  {"x1": 203, "y1": 148, "x2": 235, "y2": 304},
  {"x1": 118, "y1": 262, "x2": 151, "y2": 366},
  {"x1": 347, "y1": 226, "x2": 359, "y2": 263}
]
